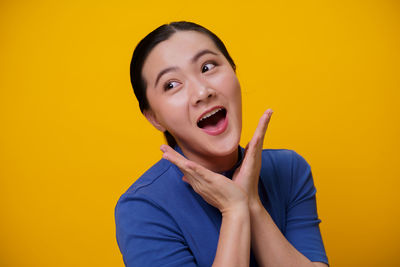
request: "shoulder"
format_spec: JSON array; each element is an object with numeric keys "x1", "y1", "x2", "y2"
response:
[
  {"x1": 115, "y1": 158, "x2": 183, "y2": 215},
  {"x1": 259, "y1": 149, "x2": 313, "y2": 201},
  {"x1": 261, "y1": 148, "x2": 310, "y2": 177},
  {"x1": 261, "y1": 148, "x2": 308, "y2": 166},
  {"x1": 114, "y1": 159, "x2": 192, "y2": 264},
  {"x1": 124, "y1": 158, "x2": 174, "y2": 195},
  {"x1": 114, "y1": 158, "x2": 185, "y2": 239}
]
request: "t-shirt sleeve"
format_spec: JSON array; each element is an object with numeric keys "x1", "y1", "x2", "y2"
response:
[
  {"x1": 115, "y1": 193, "x2": 197, "y2": 267},
  {"x1": 285, "y1": 151, "x2": 329, "y2": 265}
]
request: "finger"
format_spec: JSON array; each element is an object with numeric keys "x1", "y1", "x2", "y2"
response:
[
  {"x1": 242, "y1": 109, "x2": 273, "y2": 164},
  {"x1": 250, "y1": 109, "x2": 273, "y2": 149},
  {"x1": 256, "y1": 109, "x2": 273, "y2": 141},
  {"x1": 184, "y1": 159, "x2": 214, "y2": 183},
  {"x1": 160, "y1": 144, "x2": 191, "y2": 172},
  {"x1": 160, "y1": 145, "x2": 208, "y2": 182},
  {"x1": 182, "y1": 175, "x2": 189, "y2": 183}
]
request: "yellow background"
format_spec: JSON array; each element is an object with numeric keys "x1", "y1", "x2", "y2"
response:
[{"x1": 1, "y1": 0, "x2": 399, "y2": 266}]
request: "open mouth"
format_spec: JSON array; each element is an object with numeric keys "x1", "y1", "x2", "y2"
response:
[{"x1": 197, "y1": 107, "x2": 228, "y2": 135}]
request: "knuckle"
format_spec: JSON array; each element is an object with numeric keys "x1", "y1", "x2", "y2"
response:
[
  {"x1": 185, "y1": 161, "x2": 196, "y2": 171},
  {"x1": 192, "y1": 165, "x2": 200, "y2": 173},
  {"x1": 193, "y1": 184, "x2": 203, "y2": 194}
]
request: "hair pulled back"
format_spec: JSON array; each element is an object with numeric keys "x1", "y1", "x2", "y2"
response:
[{"x1": 130, "y1": 21, "x2": 236, "y2": 147}]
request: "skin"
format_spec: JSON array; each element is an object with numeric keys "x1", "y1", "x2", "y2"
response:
[
  {"x1": 142, "y1": 30, "x2": 328, "y2": 267},
  {"x1": 142, "y1": 30, "x2": 242, "y2": 173}
]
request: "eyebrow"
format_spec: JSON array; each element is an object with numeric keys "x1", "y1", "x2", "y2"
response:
[{"x1": 154, "y1": 49, "x2": 218, "y2": 88}]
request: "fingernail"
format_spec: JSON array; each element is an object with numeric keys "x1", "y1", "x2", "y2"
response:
[{"x1": 160, "y1": 145, "x2": 166, "y2": 152}]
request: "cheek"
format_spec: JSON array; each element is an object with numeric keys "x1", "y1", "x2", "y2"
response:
[
  {"x1": 156, "y1": 94, "x2": 190, "y2": 129},
  {"x1": 221, "y1": 74, "x2": 242, "y2": 121},
  {"x1": 213, "y1": 72, "x2": 241, "y2": 101}
]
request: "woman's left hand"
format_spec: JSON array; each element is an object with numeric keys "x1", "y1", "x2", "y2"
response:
[{"x1": 232, "y1": 109, "x2": 273, "y2": 206}]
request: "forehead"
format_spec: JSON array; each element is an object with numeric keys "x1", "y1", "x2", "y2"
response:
[{"x1": 142, "y1": 31, "x2": 220, "y2": 81}]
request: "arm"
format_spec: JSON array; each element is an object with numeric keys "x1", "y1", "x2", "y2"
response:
[
  {"x1": 115, "y1": 195, "x2": 198, "y2": 267},
  {"x1": 233, "y1": 110, "x2": 328, "y2": 267},
  {"x1": 161, "y1": 146, "x2": 251, "y2": 267},
  {"x1": 249, "y1": 198, "x2": 327, "y2": 267},
  {"x1": 213, "y1": 202, "x2": 250, "y2": 267},
  {"x1": 116, "y1": 193, "x2": 251, "y2": 267}
]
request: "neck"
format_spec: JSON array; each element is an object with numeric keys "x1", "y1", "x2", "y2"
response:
[{"x1": 178, "y1": 145, "x2": 239, "y2": 173}]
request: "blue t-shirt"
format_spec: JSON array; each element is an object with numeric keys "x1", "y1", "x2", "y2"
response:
[{"x1": 115, "y1": 147, "x2": 328, "y2": 266}]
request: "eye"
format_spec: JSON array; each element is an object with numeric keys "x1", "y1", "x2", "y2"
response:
[
  {"x1": 201, "y1": 62, "x2": 216, "y2": 73},
  {"x1": 164, "y1": 81, "x2": 180, "y2": 91}
]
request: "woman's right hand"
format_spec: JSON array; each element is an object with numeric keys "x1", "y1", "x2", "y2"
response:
[{"x1": 160, "y1": 145, "x2": 248, "y2": 215}]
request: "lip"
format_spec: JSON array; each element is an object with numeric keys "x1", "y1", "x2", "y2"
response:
[
  {"x1": 196, "y1": 105, "x2": 229, "y2": 136},
  {"x1": 197, "y1": 105, "x2": 226, "y2": 123}
]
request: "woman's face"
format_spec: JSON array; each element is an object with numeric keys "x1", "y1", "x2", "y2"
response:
[{"x1": 142, "y1": 30, "x2": 242, "y2": 162}]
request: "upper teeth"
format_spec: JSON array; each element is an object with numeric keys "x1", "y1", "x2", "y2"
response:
[{"x1": 199, "y1": 108, "x2": 222, "y2": 122}]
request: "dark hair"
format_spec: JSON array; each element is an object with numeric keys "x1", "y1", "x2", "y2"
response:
[{"x1": 130, "y1": 21, "x2": 236, "y2": 147}]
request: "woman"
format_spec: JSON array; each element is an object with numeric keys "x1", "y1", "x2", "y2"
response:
[{"x1": 115, "y1": 21, "x2": 329, "y2": 267}]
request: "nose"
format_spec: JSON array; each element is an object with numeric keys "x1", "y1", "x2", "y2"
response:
[{"x1": 190, "y1": 81, "x2": 216, "y2": 106}]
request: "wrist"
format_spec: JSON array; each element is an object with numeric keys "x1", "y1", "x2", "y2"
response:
[
  {"x1": 249, "y1": 196, "x2": 262, "y2": 209},
  {"x1": 248, "y1": 197, "x2": 264, "y2": 215},
  {"x1": 221, "y1": 201, "x2": 249, "y2": 219}
]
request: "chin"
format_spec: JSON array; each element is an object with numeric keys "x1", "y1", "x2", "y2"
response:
[{"x1": 207, "y1": 133, "x2": 241, "y2": 157}]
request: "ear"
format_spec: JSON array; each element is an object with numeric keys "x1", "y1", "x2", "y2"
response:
[{"x1": 143, "y1": 109, "x2": 166, "y2": 132}]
